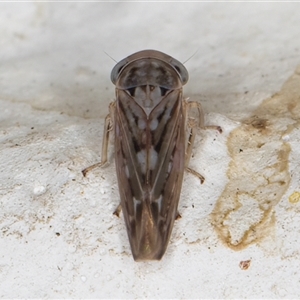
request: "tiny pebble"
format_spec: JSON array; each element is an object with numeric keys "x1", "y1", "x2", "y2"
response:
[{"x1": 33, "y1": 185, "x2": 46, "y2": 196}]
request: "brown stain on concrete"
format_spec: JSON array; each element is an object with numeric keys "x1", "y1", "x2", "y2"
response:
[{"x1": 211, "y1": 66, "x2": 300, "y2": 250}]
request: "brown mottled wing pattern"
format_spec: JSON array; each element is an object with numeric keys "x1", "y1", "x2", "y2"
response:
[{"x1": 114, "y1": 88, "x2": 185, "y2": 260}]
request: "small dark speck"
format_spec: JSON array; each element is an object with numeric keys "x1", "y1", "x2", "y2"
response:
[
  {"x1": 55, "y1": 232, "x2": 60, "y2": 236},
  {"x1": 72, "y1": 179, "x2": 76, "y2": 181},
  {"x1": 31, "y1": 127, "x2": 34, "y2": 130},
  {"x1": 239, "y1": 149, "x2": 243, "y2": 152},
  {"x1": 244, "y1": 91, "x2": 248, "y2": 94},
  {"x1": 192, "y1": 204, "x2": 194, "y2": 208}
]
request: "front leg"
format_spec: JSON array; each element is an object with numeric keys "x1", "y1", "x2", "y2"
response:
[
  {"x1": 184, "y1": 100, "x2": 222, "y2": 184},
  {"x1": 82, "y1": 102, "x2": 115, "y2": 177},
  {"x1": 82, "y1": 103, "x2": 122, "y2": 216}
]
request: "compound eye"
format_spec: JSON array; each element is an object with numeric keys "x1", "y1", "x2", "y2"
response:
[
  {"x1": 111, "y1": 58, "x2": 128, "y2": 84},
  {"x1": 169, "y1": 60, "x2": 189, "y2": 84}
]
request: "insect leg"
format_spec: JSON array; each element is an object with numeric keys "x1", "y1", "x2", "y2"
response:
[
  {"x1": 184, "y1": 101, "x2": 205, "y2": 184},
  {"x1": 176, "y1": 212, "x2": 182, "y2": 220},
  {"x1": 184, "y1": 101, "x2": 221, "y2": 184},
  {"x1": 113, "y1": 204, "x2": 122, "y2": 217},
  {"x1": 185, "y1": 167, "x2": 205, "y2": 184},
  {"x1": 82, "y1": 104, "x2": 114, "y2": 177}
]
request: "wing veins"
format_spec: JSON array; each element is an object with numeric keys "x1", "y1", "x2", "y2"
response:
[
  {"x1": 150, "y1": 95, "x2": 182, "y2": 201},
  {"x1": 117, "y1": 102, "x2": 145, "y2": 199}
]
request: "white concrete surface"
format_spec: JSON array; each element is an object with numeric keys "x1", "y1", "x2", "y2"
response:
[{"x1": 1, "y1": 2, "x2": 300, "y2": 298}]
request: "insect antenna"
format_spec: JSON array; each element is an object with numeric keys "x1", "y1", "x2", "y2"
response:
[
  {"x1": 183, "y1": 48, "x2": 199, "y2": 65},
  {"x1": 103, "y1": 51, "x2": 117, "y2": 63}
]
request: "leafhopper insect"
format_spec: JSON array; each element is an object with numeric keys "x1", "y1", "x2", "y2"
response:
[{"x1": 83, "y1": 50, "x2": 221, "y2": 261}]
